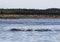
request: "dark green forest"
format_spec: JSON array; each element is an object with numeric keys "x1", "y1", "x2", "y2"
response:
[{"x1": 0, "y1": 8, "x2": 60, "y2": 15}]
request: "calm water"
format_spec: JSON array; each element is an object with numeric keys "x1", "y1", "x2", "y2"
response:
[{"x1": 0, "y1": 18, "x2": 60, "y2": 42}]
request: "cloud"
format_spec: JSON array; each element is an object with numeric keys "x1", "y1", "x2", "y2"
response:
[{"x1": 0, "y1": 0, "x2": 60, "y2": 9}]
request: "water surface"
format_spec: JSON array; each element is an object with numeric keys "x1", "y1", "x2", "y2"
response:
[{"x1": 0, "y1": 18, "x2": 60, "y2": 42}]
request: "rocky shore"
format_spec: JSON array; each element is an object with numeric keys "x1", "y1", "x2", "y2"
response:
[
  {"x1": 0, "y1": 15, "x2": 60, "y2": 19},
  {"x1": 10, "y1": 28, "x2": 52, "y2": 32},
  {"x1": 9, "y1": 28, "x2": 60, "y2": 32}
]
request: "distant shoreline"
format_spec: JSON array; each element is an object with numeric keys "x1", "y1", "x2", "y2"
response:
[
  {"x1": 0, "y1": 8, "x2": 60, "y2": 19},
  {"x1": 0, "y1": 15, "x2": 60, "y2": 19}
]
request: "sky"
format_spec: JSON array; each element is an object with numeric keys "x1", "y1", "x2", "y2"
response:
[{"x1": 0, "y1": 0, "x2": 60, "y2": 9}]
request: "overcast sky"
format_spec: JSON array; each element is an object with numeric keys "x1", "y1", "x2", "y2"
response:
[{"x1": 0, "y1": 0, "x2": 60, "y2": 9}]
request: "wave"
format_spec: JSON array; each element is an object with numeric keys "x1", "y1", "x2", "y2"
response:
[
  {"x1": 0, "y1": 19, "x2": 60, "y2": 32},
  {"x1": 0, "y1": 19, "x2": 60, "y2": 25},
  {"x1": 0, "y1": 24, "x2": 60, "y2": 32}
]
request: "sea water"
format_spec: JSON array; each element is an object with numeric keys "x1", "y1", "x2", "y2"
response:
[{"x1": 0, "y1": 18, "x2": 60, "y2": 42}]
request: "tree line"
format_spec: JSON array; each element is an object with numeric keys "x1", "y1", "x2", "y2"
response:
[{"x1": 0, "y1": 8, "x2": 60, "y2": 15}]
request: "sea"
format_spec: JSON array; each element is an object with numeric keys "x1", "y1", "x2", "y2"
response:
[{"x1": 0, "y1": 18, "x2": 60, "y2": 42}]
